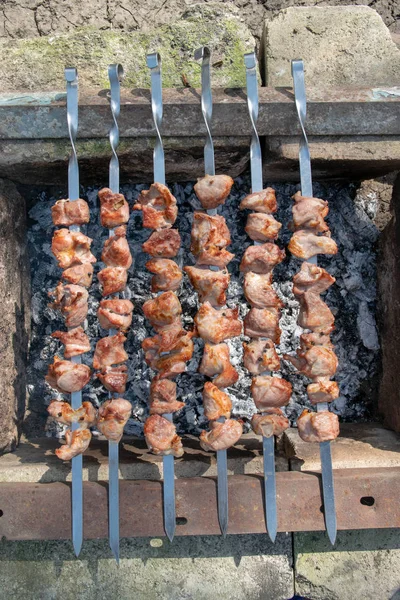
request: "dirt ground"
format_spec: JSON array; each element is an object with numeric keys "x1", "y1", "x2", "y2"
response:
[{"x1": 0, "y1": 0, "x2": 398, "y2": 42}]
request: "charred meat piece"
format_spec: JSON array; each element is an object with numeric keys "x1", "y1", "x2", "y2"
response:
[
  {"x1": 194, "y1": 302, "x2": 242, "y2": 344},
  {"x1": 51, "y1": 229, "x2": 96, "y2": 269},
  {"x1": 133, "y1": 183, "x2": 178, "y2": 230},
  {"x1": 146, "y1": 258, "x2": 183, "y2": 292},
  {"x1": 297, "y1": 409, "x2": 339, "y2": 443},
  {"x1": 47, "y1": 400, "x2": 96, "y2": 428},
  {"x1": 51, "y1": 198, "x2": 90, "y2": 226},
  {"x1": 298, "y1": 292, "x2": 335, "y2": 334},
  {"x1": 307, "y1": 379, "x2": 340, "y2": 405},
  {"x1": 55, "y1": 429, "x2": 92, "y2": 461},
  {"x1": 51, "y1": 326, "x2": 90, "y2": 358},
  {"x1": 243, "y1": 339, "x2": 280, "y2": 374},
  {"x1": 98, "y1": 266, "x2": 128, "y2": 297},
  {"x1": 198, "y1": 342, "x2": 239, "y2": 388},
  {"x1": 98, "y1": 187, "x2": 129, "y2": 229},
  {"x1": 149, "y1": 378, "x2": 185, "y2": 415},
  {"x1": 98, "y1": 299, "x2": 134, "y2": 331},
  {"x1": 62, "y1": 263, "x2": 94, "y2": 288},
  {"x1": 46, "y1": 356, "x2": 91, "y2": 393},
  {"x1": 243, "y1": 272, "x2": 282, "y2": 310},
  {"x1": 97, "y1": 365, "x2": 128, "y2": 394},
  {"x1": 291, "y1": 191, "x2": 329, "y2": 232},
  {"x1": 184, "y1": 266, "x2": 230, "y2": 307},
  {"x1": 144, "y1": 414, "x2": 184, "y2": 457},
  {"x1": 195, "y1": 246, "x2": 235, "y2": 269},
  {"x1": 245, "y1": 213, "x2": 282, "y2": 242},
  {"x1": 142, "y1": 229, "x2": 181, "y2": 258},
  {"x1": 244, "y1": 308, "x2": 281, "y2": 343},
  {"x1": 96, "y1": 398, "x2": 132, "y2": 442},
  {"x1": 142, "y1": 330, "x2": 194, "y2": 378},
  {"x1": 142, "y1": 291, "x2": 182, "y2": 331},
  {"x1": 93, "y1": 332, "x2": 128, "y2": 370},
  {"x1": 292, "y1": 261, "x2": 335, "y2": 297},
  {"x1": 194, "y1": 174, "x2": 234, "y2": 209},
  {"x1": 240, "y1": 243, "x2": 285, "y2": 274},
  {"x1": 251, "y1": 375, "x2": 292, "y2": 410},
  {"x1": 251, "y1": 409, "x2": 289, "y2": 437},
  {"x1": 190, "y1": 212, "x2": 231, "y2": 255},
  {"x1": 203, "y1": 382, "x2": 232, "y2": 420},
  {"x1": 101, "y1": 225, "x2": 132, "y2": 269},
  {"x1": 49, "y1": 283, "x2": 88, "y2": 328},
  {"x1": 239, "y1": 188, "x2": 277, "y2": 214},
  {"x1": 284, "y1": 345, "x2": 338, "y2": 380},
  {"x1": 200, "y1": 419, "x2": 243, "y2": 452},
  {"x1": 288, "y1": 230, "x2": 338, "y2": 260}
]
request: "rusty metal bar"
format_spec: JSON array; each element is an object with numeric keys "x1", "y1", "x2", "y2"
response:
[
  {"x1": 0, "y1": 88, "x2": 399, "y2": 139},
  {"x1": 0, "y1": 469, "x2": 399, "y2": 540}
]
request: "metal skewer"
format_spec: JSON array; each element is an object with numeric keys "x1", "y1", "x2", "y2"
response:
[
  {"x1": 291, "y1": 59, "x2": 337, "y2": 546},
  {"x1": 107, "y1": 62, "x2": 124, "y2": 564},
  {"x1": 65, "y1": 66, "x2": 83, "y2": 558},
  {"x1": 147, "y1": 52, "x2": 176, "y2": 543},
  {"x1": 244, "y1": 51, "x2": 278, "y2": 542},
  {"x1": 195, "y1": 46, "x2": 229, "y2": 537}
]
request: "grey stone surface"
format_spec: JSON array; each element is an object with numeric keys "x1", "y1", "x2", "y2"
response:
[
  {"x1": 263, "y1": 6, "x2": 400, "y2": 87},
  {"x1": 0, "y1": 179, "x2": 30, "y2": 454},
  {"x1": 0, "y1": 535, "x2": 294, "y2": 600},
  {"x1": 294, "y1": 529, "x2": 400, "y2": 600}
]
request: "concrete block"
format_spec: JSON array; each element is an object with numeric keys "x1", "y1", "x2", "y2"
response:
[{"x1": 263, "y1": 6, "x2": 400, "y2": 87}]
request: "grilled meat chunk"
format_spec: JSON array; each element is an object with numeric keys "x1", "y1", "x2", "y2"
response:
[
  {"x1": 239, "y1": 188, "x2": 277, "y2": 214},
  {"x1": 291, "y1": 191, "x2": 329, "y2": 232},
  {"x1": 251, "y1": 409, "x2": 289, "y2": 437},
  {"x1": 93, "y1": 332, "x2": 128, "y2": 370},
  {"x1": 133, "y1": 183, "x2": 178, "y2": 230},
  {"x1": 101, "y1": 225, "x2": 132, "y2": 269},
  {"x1": 194, "y1": 174, "x2": 234, "y2": 209},
  {"x1": 300, "y1": 331, "x2": 334, "y2": 350},
  {"x1": 51, "y1": 326, "x2": 90, "y2": 358},
  {"x1": 288, "y1": 230, "x2": 338, "y2": 260},
  {"x1": 98, "y1": 187, "x2": 129, "y2": 229},
  {"x1": 97, "y1": 299, "x2": 134, "y2": 331},
  {"x1": 243, "y1": 272, "x2": 283, "y2": 310},
  {"x1": 284, "y1": 346, "x2": 338, "y2": 380},
  {"x1": 51, "y1": 229, "x2": 96, "y2": 269},
  {"x1": 142, "y1": 229, "x2": 181, "y2": 258},
  {"x1": 51, "y1": 198, "x2": 90, "y2": 226},
  {"x1": 149, "y1": 378, "x2": 184, "y2": 415},
  {"x1": 203, "y1": 382, "x2": 232, "y2": 420},
  {"x1": 194, "y1": 302, "x2": 242, "y2": 344},
  {"x1": 198, "y1": 342, "x2": 239, "y2": 388},
  {"x1": 298, "y1": 292, "x2": 335, "y2": 334},
  {"x1": 49, "y1": 283, "x2": 88, "y2": 328},
  {"x1": 142, "y1": 330, "x2": 194, "y2": 378},
  {"x1": 200, "y1": 419, "x2": 243, "y2": 452},
  {"x1": 184, "y1": 266, "x2": 230, "y2": 307},
  {"x1": 190, "y1": 212, "x2": 231, "y2": 255},
  {"x1": 145, "y1": 258, "x2": 183, "y2": 293},
  {"x1": 297, "y1": 409, "x2": 339, "y2": 443},
  {"x1": 55, "y1": 429, "x2": 91, "y2": 461},
  {"x1": 97, "y1": 365, "x2": 128, "y2": 394},
  {"x1": 195, "y1": 246, "x2": 235, "y2": 269},
  {"x1": 240, "y1": 243, "x2": 285, "y2": 274},
  {"x1": 46, "y1": 356, "x2": 91, "y2": 393},
  {"x1": 244, "y1": 307, "x2": 280, "y2": 342},
  {"x1": 251, "y1": 375, "x2": 292, "y2": 410},
  {"x1": 307, "y1": 379, "x2": 340, "y2": 405},
  {"x1": 142, "y1": 291, "x2": 182, "y2": 331},
  {"x1": 144, "y1": 414, "x2": 184, "y2": 457},
  {"x1": 292, "y1": 261, "x2": 336, "y2": 297},
  {"x1": 245, "y1": 213, "x2": 282, "y2": 242},
  {"x1": 96, "y1": 398, "x2": 132, "y2": 442},
  {"x1": 98, "y1": 266, "x2": 128, "y2": 297},
  {"x1": 47, "y1": 400, "x2": 96, "y2": 428},
  {"x1": 243, "y1": 338, "x2": 280, "y2": 374},
  {"x1": 62, "y1": 263, "x2": 94, "y2": 288}
]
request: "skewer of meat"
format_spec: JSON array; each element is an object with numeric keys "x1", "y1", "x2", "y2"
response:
[
  {"x1": 240, "y1": 52, "x2": 292, "y2": 542},
  {"x1": 286, "y1": 60, "x2": 339, "y2": 545}
]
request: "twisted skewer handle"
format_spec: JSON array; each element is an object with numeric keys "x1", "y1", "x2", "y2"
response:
[
  {"x1": 291, "y1": 60, "x2": 313, "y2": 198},
  {"x1": 194, "y1": 47, "x2": 215, "y2": 177},
  {"x1": 147, "y1": 53, "x2": 165, "y2": 186},
  {"x1": 108, "y1": 64, "x2": 124, "y2": 195},
  {"x1": 65, "y1": 68, "x2": 79, "y2": 203},
  {"x1": 244, "y1": 52, "x2": 263, "y2": 193}
]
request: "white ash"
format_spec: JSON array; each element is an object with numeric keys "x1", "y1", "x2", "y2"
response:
[{"x1": 26, "y1": 177, "x2": 379, "y2": 438}]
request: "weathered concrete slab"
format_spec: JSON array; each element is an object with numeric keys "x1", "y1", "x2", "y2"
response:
[
  {"x1": 294, "y1": 529, "x2": 400, "y2": 600},
  {"x1": 263, "y1": 6, "x2": 400, "y2": 87},
  {"x1": 283, "y1": 423, "x2": 400, "y2": 471}
]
